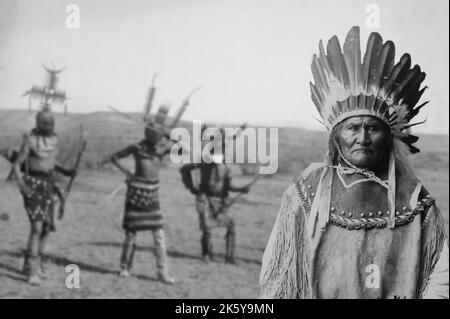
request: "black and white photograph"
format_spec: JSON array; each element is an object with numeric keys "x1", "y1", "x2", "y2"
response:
[{"x1": 0, "y1": 0, "x2": 448, "y2": 305}]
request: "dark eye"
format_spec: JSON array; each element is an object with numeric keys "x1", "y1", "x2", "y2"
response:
[{"x1": 367, "y1": 125, "x2": 380, "y2": 132}]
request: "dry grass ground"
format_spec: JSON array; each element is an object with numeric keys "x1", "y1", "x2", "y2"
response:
[
  {"x1": 0, "y1": 164, "x2": 288, "y2": 298},
  {"x1": 0, "y1": 163, "x2": 447, "y2": 299},
  {"x1": 0, "y1": 109, "x2": 448, "y2": 298}
]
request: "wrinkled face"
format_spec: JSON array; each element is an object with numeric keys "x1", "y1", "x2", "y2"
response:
[
  {"x1": 337, "y1": 116, "x2": 390, "y2": 169},
  {"x1": 36, "y1": 111, "x2": 55, "y2": 136}
]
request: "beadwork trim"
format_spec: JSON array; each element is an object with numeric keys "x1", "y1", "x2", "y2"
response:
[
  {"x1": 295, "y1": 179, "x2": 311, "y2": 214},
  {"x1": 295, "y1": 178, "x2": 435, "y2": 231},
  {"x1": 329, "y1": 197, "x2": 434, "y2": 230}
]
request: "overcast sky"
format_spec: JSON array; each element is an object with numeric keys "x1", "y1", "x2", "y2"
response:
[{"x1": 0, "y1": 0, "x2": 448, "y2": 133}]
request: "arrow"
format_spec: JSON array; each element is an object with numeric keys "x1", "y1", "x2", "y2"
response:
[
  {"x1": 215, "y1": 173, "x2": 263, "y2": 214},
  {"x1": 108, "y1": 105, "x2": 169, "y2": 137}
]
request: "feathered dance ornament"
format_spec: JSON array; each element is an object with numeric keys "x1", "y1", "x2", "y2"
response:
[
  {"x1": 142, "y1": 73, "x2": 201, "y2": 132},
  {"x1": 310, "y1": 26, "x2": 428, "y2": 155}
]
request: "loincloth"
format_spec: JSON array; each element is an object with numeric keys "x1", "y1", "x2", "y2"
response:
[
  {"x1": 124, "y1": 179, "x2": 163, "y2": 231},
  {"x1": 22, "y1": 172, "x2": 57, "y2": 231}
]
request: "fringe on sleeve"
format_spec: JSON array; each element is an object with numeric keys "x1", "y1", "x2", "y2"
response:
[
  {"x1": 259, "y1": 184, "x2": 312, "y2": 298},
  {"x1": 418, "y1": 204, "x2": 447, "y2": 298}
]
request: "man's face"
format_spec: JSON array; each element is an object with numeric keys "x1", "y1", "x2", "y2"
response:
[
  {"x1": 338, "y1": 116, "x2": 389, "y2": 169},
  {"x1": 36, "y1": 112, "x2": 55, "y2": 136},
  {"x1": 144, "y1": 125, "x2": 164, "y2": 145}
]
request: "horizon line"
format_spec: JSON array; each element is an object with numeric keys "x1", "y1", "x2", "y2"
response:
[{"x1": 0, "y1": 107, "x2": 449, "y2": 136}]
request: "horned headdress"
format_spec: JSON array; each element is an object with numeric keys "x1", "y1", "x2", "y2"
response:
[
  {"x1": 308, "y1": 26, "x2": 429, "y2": 231},
  {"x1": 23, "y1": 63, "x2": 68, "y2": 112},
  {"x1": 310, "y1": 26, "x2": 427, "y2": 155}
]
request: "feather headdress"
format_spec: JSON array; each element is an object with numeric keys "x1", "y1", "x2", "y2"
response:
[
  {"x1": 309, "y1": 26, "x2": 429, "y2": 231},
  {"x1": 310, "y1": 26, "x2": 428, "y2": 155}
]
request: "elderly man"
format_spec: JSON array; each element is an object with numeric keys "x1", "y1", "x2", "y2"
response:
[{"x1": 259, "y1": 26, "x2": 449, "y2": 299}]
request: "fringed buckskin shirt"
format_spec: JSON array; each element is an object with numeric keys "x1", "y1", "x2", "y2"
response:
[{"x1": 259, "y1": 162, "x2": 449, "y2": 299}]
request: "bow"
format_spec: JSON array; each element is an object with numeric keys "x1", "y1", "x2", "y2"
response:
[{"x1": 58, "y1": 124, "x2": 87, "y2": 219}]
